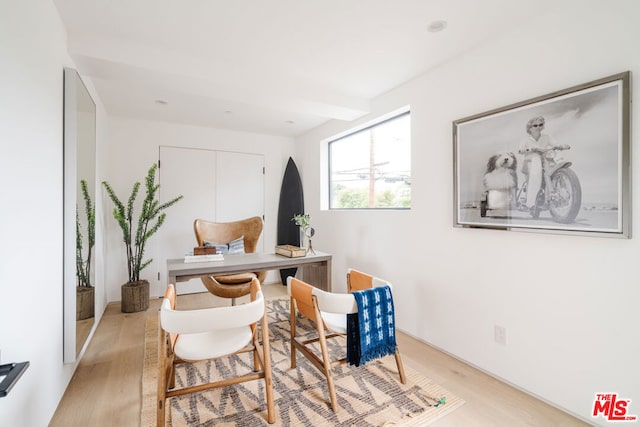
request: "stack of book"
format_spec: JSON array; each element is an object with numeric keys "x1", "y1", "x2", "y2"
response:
[
  {"x1": 184, "y1": 253, "x2": 224, "y2": 263},
  {"x1": 275, "y1": 245, "x2": 306, "y2": 258},
  {"x1": 193, "y1": 246, "x2": 217, "y2": 255}
]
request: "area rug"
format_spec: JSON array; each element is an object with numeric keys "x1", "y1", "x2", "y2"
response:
[{"x1": 141, "y1": 297, "x2": 464, "y2": 426}]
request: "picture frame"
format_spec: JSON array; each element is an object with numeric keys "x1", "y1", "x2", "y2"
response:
[{"x1": 453, "y1": 72, "x2": 630, "y2": 238}]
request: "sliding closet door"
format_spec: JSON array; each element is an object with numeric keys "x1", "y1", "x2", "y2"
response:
[
  {"x1": 215, "y1": 151, "x2": 265, "y2": 251},
  {"x1": 158, "y1": 147, "x2": 216, "y2": 295}
]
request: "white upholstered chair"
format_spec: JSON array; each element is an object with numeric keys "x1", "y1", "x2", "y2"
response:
[{"x1": 157, "y1": 279, "x2": 275, "y2": 425}]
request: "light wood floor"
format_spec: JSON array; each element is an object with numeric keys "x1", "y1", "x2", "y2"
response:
[{"x1": 51, "y1": 283, "x2": 589, "y2": 426}]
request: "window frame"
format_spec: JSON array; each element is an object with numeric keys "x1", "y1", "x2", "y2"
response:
[{"x1": 327, "y1": 109, "x2": 411, "y2": 210}]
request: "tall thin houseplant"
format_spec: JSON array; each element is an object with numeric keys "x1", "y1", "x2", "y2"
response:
[{"x1": 102, "y1": 163, "x2": 183, "y2": 285}]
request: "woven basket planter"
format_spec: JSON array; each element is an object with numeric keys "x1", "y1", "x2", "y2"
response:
[
  {"x1": 121, "y1": 280, "x2": 150, "y2": 313},
  {"x1": 76, "y1": 286, "x2": 95, "y2": 320}
]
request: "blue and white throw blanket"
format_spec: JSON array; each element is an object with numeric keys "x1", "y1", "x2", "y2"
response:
[{"x1": 346, "y1": 285, "x2": 397, "y2": 367}]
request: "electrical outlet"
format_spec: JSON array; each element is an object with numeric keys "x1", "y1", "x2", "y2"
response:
[{"x1": 494, "y1": 325, "x2": 507, "y2": 345}]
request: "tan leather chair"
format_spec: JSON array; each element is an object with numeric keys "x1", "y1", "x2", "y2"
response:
[{"x1": 193, "y1": 217, "x2": 267, "y2": 304}]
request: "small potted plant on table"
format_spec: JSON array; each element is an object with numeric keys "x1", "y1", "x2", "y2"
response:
[{"x1": 292, "y1": 213, "x2": 315, "y2": 254}]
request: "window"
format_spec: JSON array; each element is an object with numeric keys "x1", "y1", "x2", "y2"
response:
[{"x1": 328, "y1": 110, "x2": 411, "y2": 209}]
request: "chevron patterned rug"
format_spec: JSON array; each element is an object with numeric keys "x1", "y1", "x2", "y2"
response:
[{"x1": 142, "y1": 297, "x2": 464, "y2": 426}]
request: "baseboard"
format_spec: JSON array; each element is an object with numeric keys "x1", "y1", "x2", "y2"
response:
[{"x1": 397, "y1": 328, "x2": 591, "y2": 425}]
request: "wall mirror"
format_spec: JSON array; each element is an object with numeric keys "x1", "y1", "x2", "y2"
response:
[{"x1": 63, "y1": 68, "x2": 97, "y2": 363}]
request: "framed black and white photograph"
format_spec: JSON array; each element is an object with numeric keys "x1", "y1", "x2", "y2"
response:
[{"x1": 453, "y1": 72, "x2": 630, "y2": 237}]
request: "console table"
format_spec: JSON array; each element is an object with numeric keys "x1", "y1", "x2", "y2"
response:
[{"x1": 166, "y1": 251, "x2": 332, "y2": 291}]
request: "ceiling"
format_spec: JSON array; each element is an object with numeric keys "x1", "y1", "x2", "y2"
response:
[{"x1": 53, "y1": 0, "x2": 552, "y2": 138}]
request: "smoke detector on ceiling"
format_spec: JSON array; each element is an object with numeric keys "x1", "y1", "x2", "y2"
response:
[{"x1": 427, "y1": 20, "x2": 447, "y2": 33}]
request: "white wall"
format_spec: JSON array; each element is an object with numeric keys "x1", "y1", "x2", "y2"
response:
[
  {"x1": 2, "y1": 1, "x2": 636, "y2": 424},
  {"x1": 295, "y1": 1, "x2": 640, "y2": 423},
  {"x1": 103, "y1": 117, "x2": 295, "y2": 301},
  {"x1": 0, "y1": 1, "x2": 108, "y2": 425}
]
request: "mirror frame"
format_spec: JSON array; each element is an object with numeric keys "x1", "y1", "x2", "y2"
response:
[{"x1": 63, "y1": 68, "x2": 97, "y2": 363}]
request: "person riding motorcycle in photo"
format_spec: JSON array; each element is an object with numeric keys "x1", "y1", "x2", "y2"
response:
[{"x1": 518, "y1": 116, "x2": 570, "y2": 213}]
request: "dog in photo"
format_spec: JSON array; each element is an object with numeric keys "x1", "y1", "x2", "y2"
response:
[{"x1": 483, "y1": 151, "x2": 518, "y2": 209}]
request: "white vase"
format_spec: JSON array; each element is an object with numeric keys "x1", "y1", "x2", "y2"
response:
[{"x1": 299, "y1": 227, "x2": 308, "y2": 249}]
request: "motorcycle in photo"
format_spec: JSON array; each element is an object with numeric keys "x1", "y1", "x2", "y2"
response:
[{"x1": 481, "y1": 146, "x2": 582, "y2": 223}]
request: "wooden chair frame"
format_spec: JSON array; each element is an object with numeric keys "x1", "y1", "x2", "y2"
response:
[
  {"x1": 347, "y1": 268, "x2": 406, "y2": 381},
  {"x1": 288, "y1": 273, "x2": 406, "y2": 412},
  {"x1": 157, "y1": 279, "x2": 275, "y2": 425}
]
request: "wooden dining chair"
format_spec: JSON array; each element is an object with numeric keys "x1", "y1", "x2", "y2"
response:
[
  {"x1": 287, "y1": 273, "x2": 406, "y2": 412},
  {"x1": 157, "y1": 278, "x2": 275, "y2": 425},
  {"x1": 347, "y1": 268, "x2": 406, "y2": 375}
]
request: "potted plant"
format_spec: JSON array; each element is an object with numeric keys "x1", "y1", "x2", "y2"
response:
[
  {"x1": 292, "y1": 213, "x2": 314, "y2": 251},
  {"x1": 103, "y1": 164, "x2": 183, "y2": 313},
  {"x1": 292, "y1": 213, "x2": 311, "y2": 230},
  {"x1": 76, "y1": 179, "x2": 95, "y2": 320}
]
